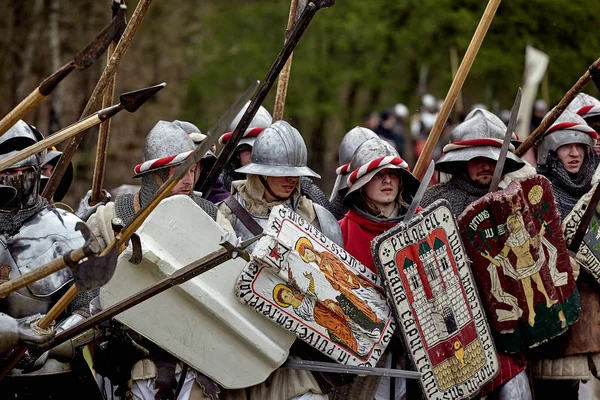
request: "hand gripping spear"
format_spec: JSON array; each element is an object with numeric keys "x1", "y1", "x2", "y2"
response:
[
  {"x1": 0, "y1": 82, "x2": 258, "y2": 379},
  {"x1": 0, "y1": 83, "x2": 166, "y2": 172},
  {"x1": 199, "y1": 0, "x2": 335, "y2": 198},
  {"x1": 0, "y1": 4, "x2": 127, "y2": 137},
  {"x1": 90, "y1": 0, "x2": 127, "y2": 205}
]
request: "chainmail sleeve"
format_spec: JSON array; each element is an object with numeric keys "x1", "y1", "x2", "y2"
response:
[{"x1": 300, "y1": 177, "x2": 335, "y2": 215}]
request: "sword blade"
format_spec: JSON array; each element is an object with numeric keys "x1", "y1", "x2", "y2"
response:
[
  {"x1": 404, "y1": 160, "x2": 435, "y2": 221},
  {"x1": 283, "y1": 359, "x2": 422, "y2": 379},
  {"x1": 489, "y1": 87, "x2": 522, "y2": 193}
]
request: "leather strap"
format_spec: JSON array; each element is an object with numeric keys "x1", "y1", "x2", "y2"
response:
[{"x1": 224, "y1": 196, "x2": 263, "y2": 235}]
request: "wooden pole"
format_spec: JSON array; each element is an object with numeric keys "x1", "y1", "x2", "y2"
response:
[
  {"x1": 43, "y1": 0, "x2": 153, "y2": 201},
  {"x1": 413, "y1": 0, "x2": 501, "y2": 179},
  {"x1": 273, "y1": 0, "x2": 300, "y2": 121}
]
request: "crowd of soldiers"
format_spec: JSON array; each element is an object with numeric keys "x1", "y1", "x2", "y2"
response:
[{"x1": 2, "y1": 40, "x2": 600, "y2": 399}]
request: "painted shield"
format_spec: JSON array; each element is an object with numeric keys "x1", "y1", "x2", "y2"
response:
[
  {"x1": 563, "y1": 182, "x2": 600, "y2": 284},
  {"x1": 236, "y1": 205, "x2": 395, "y2": 367},
  {"x1": 458, "y1": 175, "x2": 579, "y2": 353},
  {"x1": 373, "y1": 199, "x2": 499, "y2": 400},
  {"x1": 100, "y1": 196, "x2": 295, "y2": 389}
]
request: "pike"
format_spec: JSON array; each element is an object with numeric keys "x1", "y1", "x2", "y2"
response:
[
  {"x1": 283, "y1": 359, "x2": 422, "y2": 379},
  {"x1": 0, "y1": 4, "x2": 127, "y2": 137},
  {"x1": 412, "y1": 0, "x2": 501, "y2": 179},
  {"x1": 489, "y1": 87, "x2": 522, "y2": 193},
  {"x1": 43, "y1": 0, "x2": 154, "y2": 201},
  {"x1": 199, "y1": 0, "x2": 335, "y2": 198},
  {"x1": 0, "y1": 223, "x2": 117, "y2": 298},
  {"x1": 0, "y1": 84, "x2": 165, "y2": 172},
  {"x1": 39, "y1": 233, "x2": 262, "y2": 355},
  {"x1": 516, "y1": 57, "x2": 600, "y2": 157},
  {"x1": 404, "y1": 160, "x2": 435, "y2": 221},
  {"x1": 272, "y1": 0, "x2": 303, "y2": 120},
  {"x1": 91, "y1": 0, "x2": 127, "y2": 204},
  {"x1": 0, "y1": 83, "x2": 259, "y2": 375}
]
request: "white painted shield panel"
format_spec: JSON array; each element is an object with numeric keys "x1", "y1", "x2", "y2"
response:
[{"x1": 100, "y1": 195, "x2": 295, "y2": 389}]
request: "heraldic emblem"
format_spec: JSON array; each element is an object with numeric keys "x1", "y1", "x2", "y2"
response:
[
  {"x1": 235, "y1": 205, "x2": 395, "y2": 367},
  {"x1": 372, "y1": 199, "x2": 499, "y2": 400},
  {"x1": 458, "y1": 175, "x2": 579, "y2": 353}
]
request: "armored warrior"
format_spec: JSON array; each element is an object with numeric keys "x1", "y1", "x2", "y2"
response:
[
  {"x1": 40, "y1": 146, "x2": 74, "y2": 202},
  {"x1": 531, "y1": 109, "x2": 600, "y2": 399},
  {"x1": 218, "y1": 120, "x2": 343, "y2": 400},
  {"x1": 86, "y1": 120, "x2": 233, "y2": 400},
  {"x1": 330, "y1": 126, "x2": 378, "y2": 220},
  {"x1": 219, "y1": 102, "x2": 335, "y2": 216},
  {"x1": 420, "y1": 110, "x2": 532, "y2": 399},
  {"x1": 0, "y1": 120, "x2": 104, "y2": 399},
  {"x1": 334, "y1": 137, "x2": 420, "y2": 400}
]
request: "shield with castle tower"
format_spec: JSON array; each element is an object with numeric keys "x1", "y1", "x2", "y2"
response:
[
  {"x1": 373, "y1": 199, "x2": 499, "y2": 400},
  {"x1": 458, "y1": 175, "x2": 580, "y2": 353}
]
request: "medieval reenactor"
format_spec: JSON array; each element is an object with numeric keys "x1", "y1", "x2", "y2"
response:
[
  {"x1": 171, "y1": 119, "x2": 231, "y2": 203},
  {"x1": 330, "y1": 126, "x2": 378, "y2": 220},
  {"x1": 420, "y1": 110, "x2": 532, "y2": 399},
  {"x1": 334, "y1": 137, "x2": 420, "y2": 400},
  {"x1": 217, "y1": 119, "x2": 344, "y2": 400},
  {"x1": 0, "y1": 120, "x2": 104, "y2": 399},
  {"x1": 531, "y1": 109, "x2": 600, "y2": 399},
  {"x1": 219, "y1": 102, "x2": 335, "y2": 216},
  {"x1": 86, "y1": 120, "x2": 234, "y2": 399}
]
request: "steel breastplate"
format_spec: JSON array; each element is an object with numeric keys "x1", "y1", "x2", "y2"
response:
[{"x1": 0, "y1": 206, "x2": 85, "y2": 318}]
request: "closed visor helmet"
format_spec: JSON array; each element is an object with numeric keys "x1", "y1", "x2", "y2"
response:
[
  {"x1": 236, "y1": 120, "x2": 319, "y2": 178},
  {"x1": 218, "y1": 101, "x2": 273, "y2": 148},
  {"x1": 334, "y1": 126, "x2": 378, "y2": 194},
  {"x1": 537, "y1": 109, "x2": 598, "y2": 167},
  {"x1": 133, "y1": 120, "x2": 196, "y2": 178},
  {"x1": 436, "y1": 110, "x2": 524, "y2": 174},
  {"x1": 343, "y1": 138, "x2": 420, "y2": 207},
  {"x1": 567, "y1": 93, "x2": 600, "y2": 120},
  {"x1": 0, "y1": 120, "x2": 45, "y2": 210}
]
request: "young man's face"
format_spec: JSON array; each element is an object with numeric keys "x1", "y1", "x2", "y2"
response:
[
  {"x1": 168, "y1": 163, "x2": 198, "y2": 196},
  {"x1": 556, "y1": 143, "x2": 585, "y2": 174},
  {"x1": 466, "y1": 157, "x2": 496, "y2": 186},
  {"x1": 265, "y1": 176, "x2": 299, "y2": 199}
]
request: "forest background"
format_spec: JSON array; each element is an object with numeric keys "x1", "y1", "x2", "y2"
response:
[{"x1": 1, "y1": 0, "x2": 599, "y2": 206}]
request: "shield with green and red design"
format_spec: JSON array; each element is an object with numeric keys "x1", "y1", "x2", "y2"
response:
[
  {"x1": 458, "y1": 175, "x2": 579, "y2": 353},
  {"x1": 373, "y1": 199, "x2": 499, "y2": 400}
]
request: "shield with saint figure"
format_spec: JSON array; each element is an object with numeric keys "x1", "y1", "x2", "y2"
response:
[{"x1": 458, "y1": 175, "x2": 579, "y2": 353}]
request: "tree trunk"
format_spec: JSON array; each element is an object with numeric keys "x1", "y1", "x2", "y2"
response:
[
  {"x1": 48, "y1": 0, "x2": 62, "y2": 133},
  {"x1": 16, "y1": 0, "x2": 44, "y2": 101}
]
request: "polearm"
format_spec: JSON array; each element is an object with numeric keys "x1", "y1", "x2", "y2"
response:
[
  {"x1": 199, "y1": 0, "x2": 335, "y2": 198},
  {"x1": 0, "y1": 82, "x2": 258, "y2": 379},
  {"x1": 0, "y1": 84, "x2": 166, "y2": 172},
  {"x1": 412, "y1": 0, "x2": 501, "y2": 179},
  {"x1": 515, "y1": 57, "x2": 600, "y2": 157},
  {"x1": 91, "y1": 0, "x2": 127, "y2": 204},
  {"x1": 272, "y1": 0, "x2": 302, "y2": 120},
  {"x1": 43, "y1": 0, "x2": 153, "y2": 201},
  {"x1": 0, "y1": 4, "x2": 127, "y2": 137}
]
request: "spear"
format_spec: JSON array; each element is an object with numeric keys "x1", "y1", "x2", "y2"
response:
[
  {"x1": 0, "y1": 4, "x2": 127, "y2": 137},
  {"x1": 43, "y1": 0, "x2": 153, "y2": 201},
  {"x1": 272, "y1": 0, "x2": 303, "y2": 120},
  {"x1": 90, "y1": 0, "x2": 127, "y2": 204},
  {"x1": 412, "y1": 0, "x2": 501, "y2": 179},
  {"x1": 0, "y1": 84, "x2": 165, "y2": 173},
  {"x1": 199, "y1": 0, "x2": 336, "y2": 198}
]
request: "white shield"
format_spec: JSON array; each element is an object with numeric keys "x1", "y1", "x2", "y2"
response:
[{"x1": 99, "y1": 195, "x2": 295, "y2": 389}]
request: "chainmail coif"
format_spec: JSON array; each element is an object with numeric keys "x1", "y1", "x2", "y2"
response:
[
  {"x1": 546, "y1": 153, "x2": 598, "y2": 220},
  {"x1": 421, "y1": 173, "x2": 489, "y2": 216}
]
